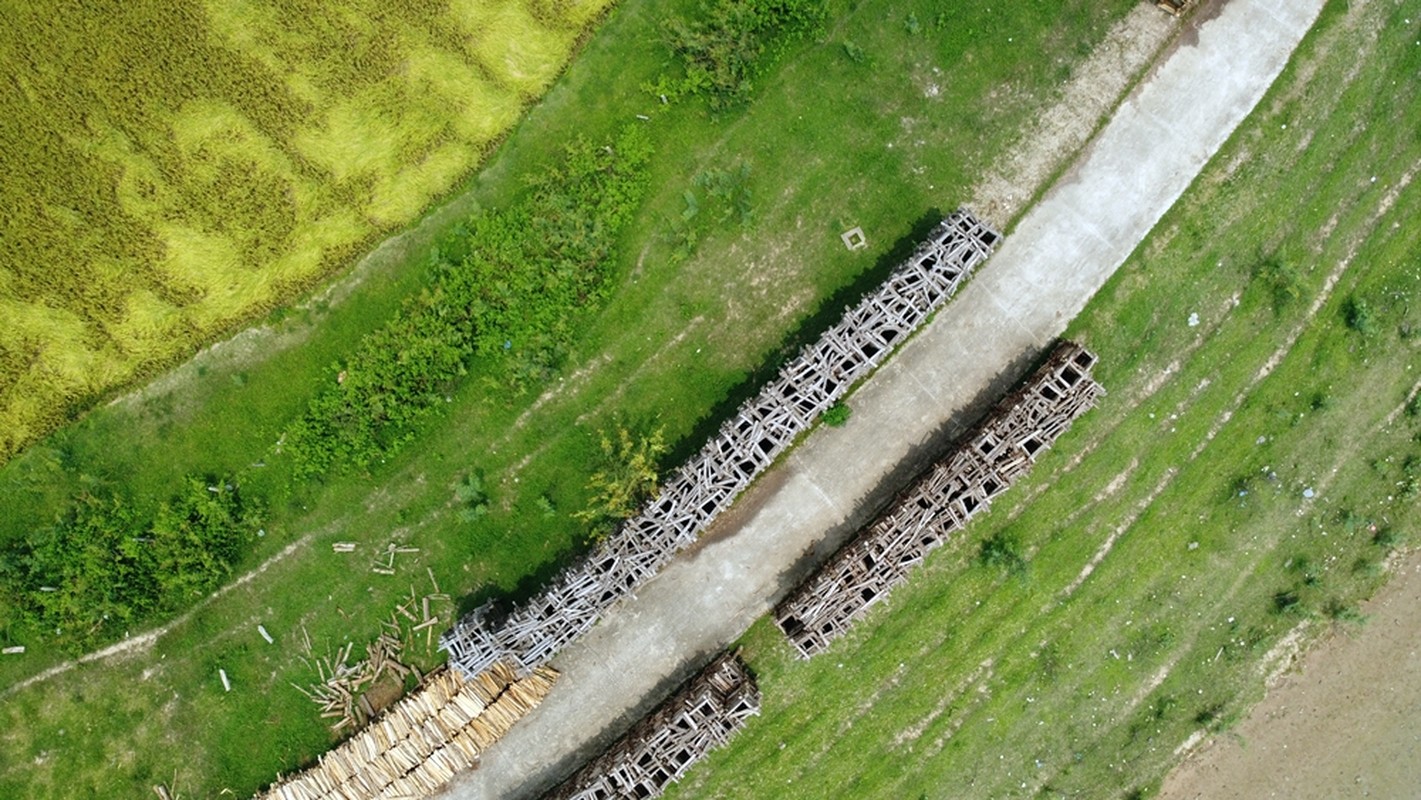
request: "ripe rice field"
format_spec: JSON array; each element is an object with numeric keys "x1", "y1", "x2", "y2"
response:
[{"x1": 0, "y1": 0, "x2": 614, "y2": 461}]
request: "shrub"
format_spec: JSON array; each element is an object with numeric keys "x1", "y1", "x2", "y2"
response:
[
  {"x1": 821, "y1": 401, "x2": 852, "y2": 427},
  {"x1": 0, "y1": 478, "x2": 258, "y2": 651},
  {"x1": 456, "y1": 473, "x2": 491, "y2": 522},
  {"x1": 1250, "y1": 254, "x2": 1301, "y2": 313},
  {"x1": 979, "y1": 530, "x2": 1027, "y2": 574},
  {"x1": 1372, "y1": 526, "x2": 1402, "y2": 549},
  {"x1": 285, "y1": 127, "x2": 654, "y2": 477},
  {"x1": 1271, "y1": 588, "x2": 1303, "y2": 615},
  {"x1": 575, "y1": 426, "x2": 669, "y2": 538},
  {"x1": 660, "y1": 0, "x2": 827, "y2": 109},
  {"x1": 1343, "y1": 294, "x2": 1377, "y2": 335}
]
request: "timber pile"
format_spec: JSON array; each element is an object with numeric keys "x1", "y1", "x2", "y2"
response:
[
  {"x1": 259, "y1": 663, "x2": 557, "y2": 800},
  {"x1": 295, "y1": 584, "x2": 449, "y2": 732},
  {"x1": 775, "y1": 341, "x2": 1104, "y2": 657},
  {"x1": 1155, "y1": 0, "x2": 1192, "y2": 16},
  {"x1": 542, "y1": 652, "x2": 760, "y2": 800},
  {"x1": 443, "y1": 210, "x2": 1001, "y2": 679}
]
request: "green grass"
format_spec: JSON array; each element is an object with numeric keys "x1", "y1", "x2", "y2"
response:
[
  {"x1": 665, "y1": 2, "x2": 1421, "y2": 798},
  {"x1": 0, "y1": 0, "x2": 616, "y2": 461},
  {"x1": 0, "y1": 0, "x2": 1142, "y2": 795}
]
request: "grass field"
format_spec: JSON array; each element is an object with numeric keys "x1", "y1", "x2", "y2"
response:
[
  {"x1": 0, "y1": 0, "x2": 616, "y2": 461},
  {"x1": 0, "y1": 0, "x2": 1144, "y2": 795},
  {"x1": 664, "y1": 1, "x2": 1421, "y2": 797}
]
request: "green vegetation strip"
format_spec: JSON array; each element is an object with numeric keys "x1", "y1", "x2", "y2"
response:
[
  {"x1": 665, "y1": 2, "x2": 1421, "y2": 798},
  {"x1": 0, "y1": 0, "x2": 1139, "y2": 796}
]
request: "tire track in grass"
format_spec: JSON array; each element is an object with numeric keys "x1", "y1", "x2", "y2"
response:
[
  {"x1": 1052, "y1": 155, "x2": 1415, "y2": 615},
  {"x1": 1025, "y1": 165, "x2": 1421, "y2": 796}
]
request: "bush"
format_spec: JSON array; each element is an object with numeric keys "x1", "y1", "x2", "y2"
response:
[
  {"x1": 1250, "y1": 254, "x2": 1301, "y2": 313},
  {"x1": 1343, "y1": 294, "x2": 1377, "y2": 335},
  {"x1": 821, "y1": 402, "x2": 852, "y2": 427},
  {"x1": 455, "y1": 473, "x2": 491, "y2": 523},
  {"x1": 0, "y1": 478, "x2": 259, "y2": 651},
  {"x1": 285, "y1": 127, "x2": 654, "y2": 477},
  {"x1": 575, "y1": 426, "x2": 668, "y2": 538},
  {"x1": 979, "y1": 530, "x2": 1027, "y2": 574},
  {"x1": 659, "y1": 0, "x2": 827, "y2": 109}
]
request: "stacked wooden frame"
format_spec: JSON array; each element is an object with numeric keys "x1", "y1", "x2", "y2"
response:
[
  {"x1": 258, "y1": 663, "x2": 557, "y2": 800},
  {"x1": 542, "y1": 652, "x2": 760, "y2": 800},
  {"x1": 775, "y1": 341, "x2": 1103, "y2": 658},
  {"x1": 442, "y1": 211, "x2": 1001, "y2": 678}
]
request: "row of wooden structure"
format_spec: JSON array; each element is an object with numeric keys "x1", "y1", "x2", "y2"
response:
[
  {"x1": 257, "y1": 663, "x2": 557, "y2": 800},
  {"x1": 542, "y1": 652, "x2": 761, "y2": 800},
  {"x1": 775, "y1": 341, "x2": 1104, "y2": 657},
  {"x1": 441, "y1": 210, "x2": 1001, "y2": 678}
]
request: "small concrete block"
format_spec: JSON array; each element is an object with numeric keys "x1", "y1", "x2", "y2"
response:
[{"x1": 840, "y1": 226, "x2": 867, "y2": 251}]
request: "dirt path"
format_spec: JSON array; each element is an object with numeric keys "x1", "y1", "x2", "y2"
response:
[
  {"x1": 1159, "y1": 549, "x2": 1421, "y2": 800},
  {"x1": 441, "y1": 1, "x2": 1324, "y2": 797}
]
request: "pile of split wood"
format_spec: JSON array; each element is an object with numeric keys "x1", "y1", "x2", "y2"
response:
[{"x1": 260, "y1": 662, "x2": 557, "y2": 800}]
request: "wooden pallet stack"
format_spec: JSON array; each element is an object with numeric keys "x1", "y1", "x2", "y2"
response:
[
  {"x1": 775, "y1": 341, "x2": 1104, "y2": 657},
  {"x1": 258, "y1": 663, "x2": 557, "y2": 800},
  {"x1": 542, "y1": 652, "x2": 760, "y2": 800},
  {"x1": 442, "y1": 211, "x2": 1001, "y2": 679}
]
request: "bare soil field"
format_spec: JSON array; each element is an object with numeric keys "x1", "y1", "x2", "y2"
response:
[{"x1": 1160, "y1": 548, "x2": 1421, "y2": 800}]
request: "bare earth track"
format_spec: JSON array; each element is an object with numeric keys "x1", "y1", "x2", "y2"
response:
[{"x1": 444, "y1": 1, "x2": 1325, "y2": 797}]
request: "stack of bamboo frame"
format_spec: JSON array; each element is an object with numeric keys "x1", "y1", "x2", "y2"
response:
[
  {"x1": 775, "y1": 341, "x2": 1104, "y2": 657},
  {"x1": 543, "y1": 652, "x2": 760, "y2": 800},
  {"x1": 442, "y1": 210, "x2": 1002, "y2": 679}
]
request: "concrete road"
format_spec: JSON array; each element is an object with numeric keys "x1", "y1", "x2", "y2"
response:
[{"x1": 444, "y1": 0, "x2": 1324, "y2": 796}]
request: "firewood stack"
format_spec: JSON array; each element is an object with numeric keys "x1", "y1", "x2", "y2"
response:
[
  {"x1": 442, "y1": 210, "x2": 1003, "y2": 680},
  {"x1": 542, "y1": 652, "x2": 759, "y2": 800},
  {"x1": 775, "y1": 341, "x2": 1104, "y2": 657},
  {"x1": 259, "y1": 663, "x2": 557, "y2": 800}
]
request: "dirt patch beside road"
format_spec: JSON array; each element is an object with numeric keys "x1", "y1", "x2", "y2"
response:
[{"x1": 1159, "y1": 549, "x2": 1421, "y2": 800}]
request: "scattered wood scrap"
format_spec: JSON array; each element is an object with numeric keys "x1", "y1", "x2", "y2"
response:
[
  {"x1": 295, "y1": 586, "x2": 451, "y2": 731},
  {"x1": 372, "y1": 542, "x2": 420, "y2": 575}
]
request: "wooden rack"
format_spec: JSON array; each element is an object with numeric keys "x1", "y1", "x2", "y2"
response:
[
  {"x1": 441, "y1": 211, "x2": 1001, "y2": 679},
  {"x1": 541, "y1": 652, "x2": 760, "y2": 800},
  {"x1": 774, "y1": 341, "x2": 1103, "y2": 658}
]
